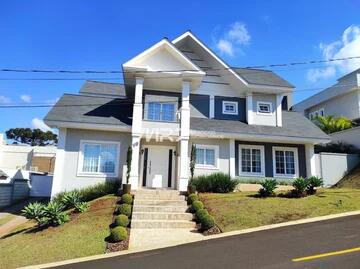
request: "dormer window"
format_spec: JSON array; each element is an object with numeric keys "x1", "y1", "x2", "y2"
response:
[
  {"x1": 257, "y1": 102, "x2": 272, "y2": 114},
  {"x1": 222, "y1": 101, "x2": 238, "y2": 115}
]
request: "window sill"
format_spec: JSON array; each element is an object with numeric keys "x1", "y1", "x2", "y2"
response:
[
  {"x1": 239, "y1": 173, "x2": 265, "y2": 177},
  {"x1": 273, "y1": 173, "x2": 298, "y2": 179},
  {"x1": 143, "y1": 119, "x2": 179, "y2": 123},
  {"x1": 195, "y1": 165, "x2": 219, "y2": 170},
  {"x1": 76, "y1": 172, "x2": 119, "y2": 178}
]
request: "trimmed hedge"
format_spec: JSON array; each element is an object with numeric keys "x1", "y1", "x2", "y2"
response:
[
  {"x1": 121, "y1": 194, "x2": 133, "y2": 205},
  {"x1": 110, "y1": 226, "x2": 128, "y2": 242},
  {"x1": 191, "y1": 173, "x2": 238, "y2": 193},
  {"x1": 114, "y1": 214, "x2": 130, "y2": 227},
  {"x1": 117, "y1": 204, "x2": 132, "y2": 217}
]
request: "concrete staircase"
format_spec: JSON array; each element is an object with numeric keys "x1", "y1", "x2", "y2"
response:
[{"x1": 131, "y1": 189, "x2": 195, "y2": 229}]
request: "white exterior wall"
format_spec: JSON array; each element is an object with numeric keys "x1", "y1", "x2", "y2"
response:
[
  {"x1": 251, "y1": 94, "x2": 277, "y2": 126},
  {"x1": 190, "y1": 138, "x2": 230, "y2": 177},
  {"x1": 330, "y1": 126, "x2": 360, "y2": 149},
  {"x1": 306, "y1": 90, "x2": 360, "y2": 120},
  {"x1": 54, "y1": 128, "x2": 131, "y2": 194},
  {"x1": 315, "y1": 153, "x2": 360, "y2": 186},
  {"x1": 0, "y1": 144, "x2": 56, "y2": 170}
]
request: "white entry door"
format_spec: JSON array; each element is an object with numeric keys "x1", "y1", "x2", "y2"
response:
[{"x1": 144, "y1": 146, "x2": 175, "y2": 189}]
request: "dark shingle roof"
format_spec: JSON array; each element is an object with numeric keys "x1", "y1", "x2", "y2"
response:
[
  {"x1": 232, "y1": 68, "x2": 294, "y2": 88},
  {"x1": 79, "y1": 81, "x2": 126, "y2": 97},
  {"x1": 190, "y1": 111, "x2": 329, "y2": 140},
  {"x1": 44, "y1": 94, "x2": 132, "y2": 127}
]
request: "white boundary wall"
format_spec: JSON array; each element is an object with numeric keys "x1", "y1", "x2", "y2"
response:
[{"x1": 315, "y1": 153, "x2": 360, "y2": 186}]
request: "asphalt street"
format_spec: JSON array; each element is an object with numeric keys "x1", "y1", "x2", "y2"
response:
[{"x1": 54, "y1": 215, "x2": 360, "y2": 269}]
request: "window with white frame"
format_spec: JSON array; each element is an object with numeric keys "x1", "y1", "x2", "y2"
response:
[
  {"x1": 239, "y1": 145, "x2": 265, "y2": 176},
  {"x1": 272, "y1": 147, "x2": 298, "y2": 178},
  {"x1": 309, "y1": 108, "x2": 324, "y2": 121},
  {"x1": 147, "y1": 102, "x2": 176, "y2": 122},
  {"x1": 257, "y1": 102, "x2": 272, "y2": 114},
  {"x1": 78, "y1": 140, "x2": 120, "y2": 176},
  {"x1": 195, "y1": 145, "x2": 218, "y2": 168},
  {"x1": 222, "y1": 101, "x2": 238, "y2": 115}
]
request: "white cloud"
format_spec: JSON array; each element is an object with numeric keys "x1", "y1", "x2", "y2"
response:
[
  {"x1": 228, "y1": 22, "x2": 251, "y2": 45},
  {"x1": 216, "y1": 39, "x2": 234, "y2": 57},
  {"x1": 20, "y1": 94, "x2": 31, "y2": 103},
  {"x1": 31, "y1": 118, "x2": 52, "y2": 132},
  {"x1": 307, "y1": 25, "x2": 360, "y2": 82},
  {"x1": 214, "y1": 21, "x2": 251, "y2": 57},
  {"x1": 0, "y1": 95, "x2": 11, "y2": 104}
]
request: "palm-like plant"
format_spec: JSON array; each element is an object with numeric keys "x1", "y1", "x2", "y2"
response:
[{"x1": 314, "y1": 115, "x2": 353, "y2": 134}]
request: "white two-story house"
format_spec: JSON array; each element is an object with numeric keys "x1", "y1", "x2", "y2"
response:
[{"x1": 45, "y1": 31, "x2": 329, "y2": 196}]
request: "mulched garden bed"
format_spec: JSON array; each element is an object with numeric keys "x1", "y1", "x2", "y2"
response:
[
  {"x1": 105, "y1": 227, "x2": 130, "y2": 253},
  {"x1": 105, "y1": 195, "x2": 133, "y2": 253}
]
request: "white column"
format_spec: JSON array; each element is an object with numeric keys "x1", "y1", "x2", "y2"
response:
[
  {"x1": 179, "y1": 80, "x2": 191, "y2": 191},
  {"x1": 129, "y1": 77, "x2": 144, "y2": 190},
  {"x1": 246, "y1": 92, "x2": 253, "y2": 124},
  {"x1": 305, "y1": 143, "x2": 316, "y2": 177},
  {"x1": 51, "y1": 128, "x2": 67, "y2": 198},
  {"x1": 276, "y1": 94, "x2": 283, "y2": 127},
  {"x1": 209, "y1": 94, "x2": 215, "y2": 118},
  {"x1": 229, "y1": 139, "x2": 235, "y2": 178}
]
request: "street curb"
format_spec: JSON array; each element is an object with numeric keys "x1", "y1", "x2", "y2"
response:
[{"x1": 19, "y1": 210, "x2": 360, "y2": 269}]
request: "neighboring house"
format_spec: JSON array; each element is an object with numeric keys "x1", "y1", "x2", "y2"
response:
[
  {"x1": 293, "y1": 68, "x2": 360, "y2": 124},
  {"x1": 44, "y1": 31, "x2": 329, "y2": 197},
  {"x1": 0, "y1": 134, "x2": 57, "y2": 173}
]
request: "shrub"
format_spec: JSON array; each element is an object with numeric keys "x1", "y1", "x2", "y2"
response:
[
  {"x1": 43, "y1": 201, "x2": 70, "y2": 226},
  {"x1": 121, "y1": 194, "x2": 133, "y2": 205},
  {"x1": 22, "y1": 202, "x2": 45, "y2": 225},
  {"x1": 292, "y1": 177, "x2": 308, "y2": 198},
  {"x1": 191, "y1": 173, "x2": 238, "y2": 193},
  {"x1": 114, "y1": 214, "x2": 130, "y2": 227},
  {"x1": 259, "y1": 179, "x2": 277, "y2": 197},
  {"x1": 201, "y1": 214, "x2": 215, "y2": 230},
  {"x1": 117, "y1": 204, "x2": 132, "y2": 217},
  {"x1": 195, "y1": 209, "x2": 209, "y2": 223},
  {"x1": 187, "y1": 193, "x2": 199, "y2": 205},
  {"x1": 74, "y1": 202, "x2": 89, "y2": 213},
  {"x1": 307, "y1": 176, "x2": 324, "y2": 195},
  {"x1": 61, "y1": 191, "x2": 82, "y2": 209},
  {"x1": 191, "y1": 200, "x2": 204, "y2": 213},
  {"x1": 79, "y1": 181, "x2": 120, "y2": 202},
  {"x1": 110, "y1": 226, "x2": 128, "y2": 242}
]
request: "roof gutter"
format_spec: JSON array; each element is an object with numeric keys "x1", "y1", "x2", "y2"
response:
[{"x1": 44, "y1": 120, "x2": 132, "y2": 133}]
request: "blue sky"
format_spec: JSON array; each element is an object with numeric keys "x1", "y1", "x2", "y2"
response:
[{"x1": 0, "y1": 0, "x2": 360, "y2": 134}]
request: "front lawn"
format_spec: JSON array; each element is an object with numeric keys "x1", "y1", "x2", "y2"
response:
[
  {"x1": 0, "y1": 195, "x2": 117, "y2": 269},
  {"x1": 200, "y1": 188, "x2": 360, "y2": 232}
]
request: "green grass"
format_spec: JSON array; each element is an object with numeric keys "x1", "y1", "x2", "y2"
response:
[
  {"x1": 334, "y1": 163, "x2": 360, "y2": 189},
  {"x1": 0, "y1": 195, "x2": 117, "y2": 269},
  {"x1": 200, "y1": 188, "x2": 360, "y2": 232},
  {"x1": 0, "y1": 214, "x2": 16, "y2": 226}
]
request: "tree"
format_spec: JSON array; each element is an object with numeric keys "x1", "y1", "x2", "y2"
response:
[
  {"x1": 126, "y1": 146, "x2": 132, "y2": 184},
  {"x1": 6, "y1": 128, "x2": 58, "y2": 146},
  {"x1": 190, "y1": 144, "x2": 197, "y2": 180},
  {"x1": 314, "y1": 115, "x2": 353, "y2": 134}
]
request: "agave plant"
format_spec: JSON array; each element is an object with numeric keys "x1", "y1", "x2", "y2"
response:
[
  {"x1": 61, "y1": 190, "x2": 82, "y2": 209},
  {"x1": 43, "y1": 201, "x2": 69, "y2": 226},
  {"x1": 22, "y1": 202, "x2": 46, "y2": 226},
  {"x1": 292, "y1": 178, "x2": 308, "y2": 197},
  {"x1": 74, "y1": 202, "x2": 89, "y2": 213}
]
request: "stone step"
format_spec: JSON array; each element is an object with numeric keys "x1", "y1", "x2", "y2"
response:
[
  {"x1": 132, "y1": 212, "x2": 193, "y2": 221},
  {"x1": 133, "y1": 205, "x2": 189, "y2": 213},
  {"x1": 131, "y1": 219, "x2": 196, "y2": 229},
  {"x1": 135, "y1": 194, "x2": 186, "y2": 201},
  {"x1": 134, "y1": 199, "x2": 187, "y2": 206},
  {"x1": 135, "y1": 189, "x2": 180, "y2": 195}
]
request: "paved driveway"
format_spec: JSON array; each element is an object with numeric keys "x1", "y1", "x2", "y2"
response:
[{"x1": 54, "y1": 215, "x2": 360, "y2": 269}]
